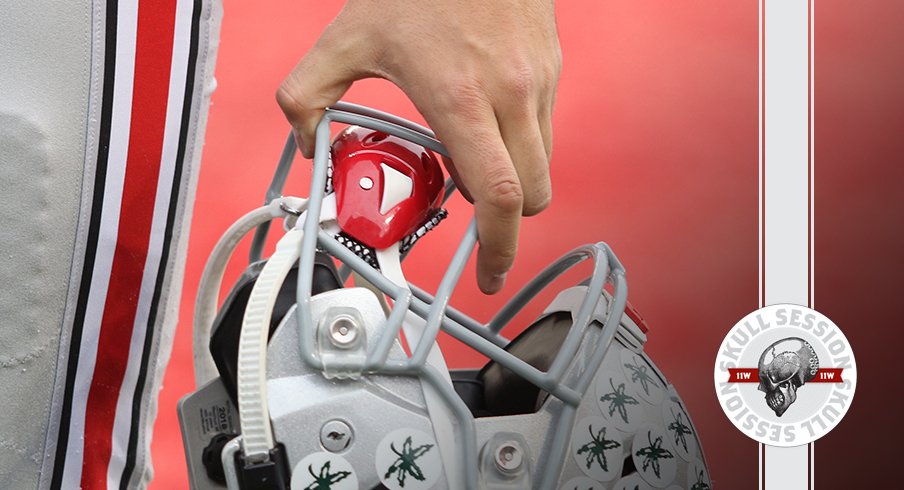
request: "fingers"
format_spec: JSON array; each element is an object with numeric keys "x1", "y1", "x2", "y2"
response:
[
  {"x1": 423, "y1": 96, "x2": 523, "y2": 294},
  {"x1": 496, "y1": 105, "x2": 551, "y2": 217},
  {"x1": 277, "y1": 0, "x2": 562, "y2": 296},
  {"x1": 276, "y1": 29, "x2": 374, "y2": 158},
  {"x1": 409, "y1": 66, "x2": 555, "y2": 293}
]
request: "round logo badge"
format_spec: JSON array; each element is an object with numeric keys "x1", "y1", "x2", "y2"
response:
[
  {"x1": 713, "y1": 304, "x2": 857, "y2": 446},
  {"x1": 595, "y1": 373, "x2": 643, "y2": 432},
  {"x1": 661, "y1": 400, "x2": 697, "y2": 463},
  {"x1": 571, "y1": 416, "x2": 625, "y2": 481},
  {"x1": 620, "y1": 350, "x2": 666, "y2": 406},
  {"x1": 630, "y1": 426, "x2": 678, "y2": 487},
  {"x1": 374, "y1": 428, "x2": 443, "y2": 490},
  {"x1": 291, "y1": 452, "x2": 358, "y2": 490}
]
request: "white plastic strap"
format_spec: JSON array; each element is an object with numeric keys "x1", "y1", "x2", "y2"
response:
[
  {"x1": 237, "y1": 227, "x2": 305, "y2": 461},
  {"x1": 375, "y1": 247, "x2": 460, "y2": 489},
  {"x1": 193, "y1": 197, "x2": 307, "y2": 385},
  {"x1": 375, "y1": 246, "x2": 451, "y2": 383}
]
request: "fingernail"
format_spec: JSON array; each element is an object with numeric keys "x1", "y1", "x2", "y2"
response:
[{"x1": 486, "y1": 273, "x2": 506, "y2": 295}]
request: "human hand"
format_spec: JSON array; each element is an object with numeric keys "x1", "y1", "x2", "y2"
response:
[{"x1": 277, "y1": 0, "x2": 561, "y2": 294}]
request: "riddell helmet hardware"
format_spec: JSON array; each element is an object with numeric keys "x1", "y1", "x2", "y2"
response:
[
  {"x1": 327, "y1": 314, "x2": 360, "y2": 348},
  {"x1": 494, "y1": 440, "x2": 524, "y2": 473},
  {"x1": 320, "y1": 420, "x2": 353, "y2": 453},
  {"x1": 331, "y1": 126, "x2": 446, "y2": 250},
  {"x1": 179, "y1": 102, "x2": 710, "y2": 490}
]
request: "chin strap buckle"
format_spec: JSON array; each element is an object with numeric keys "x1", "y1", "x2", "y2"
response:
[{"x1": 235, "y1": 444, "x2": 291, "y2": 490}]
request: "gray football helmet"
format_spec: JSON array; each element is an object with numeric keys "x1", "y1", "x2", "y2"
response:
[{"x1": 179, "y1": 102, "x2": 710, "y2": 490}]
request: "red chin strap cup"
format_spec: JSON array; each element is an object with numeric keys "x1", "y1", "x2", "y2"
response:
[{"x1": 330, "y1": 126, "x2": 445, "y2": 250}]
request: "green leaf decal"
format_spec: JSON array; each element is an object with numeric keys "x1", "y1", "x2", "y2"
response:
[{"x1": 384, "y1": 435, "x2": 434, "y2": 487}]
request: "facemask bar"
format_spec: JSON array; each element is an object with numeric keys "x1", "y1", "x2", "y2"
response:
[
  {"x1": 279, "y1": 103, "x2": 627, "y2": 488},
  {"x1": 216, "y1": 102, "x2": 628, "y2": 488}
]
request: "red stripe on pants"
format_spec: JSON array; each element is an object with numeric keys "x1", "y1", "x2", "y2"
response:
[{"x1": 81, "y1": 0, "x2": 177, "y2": 487}]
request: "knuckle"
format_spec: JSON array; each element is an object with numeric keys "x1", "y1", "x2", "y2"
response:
[
  {"x1": 499, "y1": 63, "x2": 535, "y2": 102},
  {"x1": 275, "y1": 79, "x2": 304, "y2": 117},
  {"x1": 484, "y1": 176, "x2": 524, "y2": 214}
]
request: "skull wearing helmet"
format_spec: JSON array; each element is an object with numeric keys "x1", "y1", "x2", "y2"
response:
[{"x1": 757, "y1": 337, "x2": 819, "y2": 417}]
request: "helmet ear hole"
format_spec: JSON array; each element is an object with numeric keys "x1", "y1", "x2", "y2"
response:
[
  {"x1": 208, "y1": 252, "x2": 342, "y2": 404},
  {"x1": 478, "y1": 312, "x2": 574, "y2": 416}
]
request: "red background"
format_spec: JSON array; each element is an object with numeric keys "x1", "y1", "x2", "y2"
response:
[
  {"x1": 148, "y1": 1, "x2": 903, "y2": 488},
  {"x1": 813, "y1": 1, "x2": 904, "y2": 488}
]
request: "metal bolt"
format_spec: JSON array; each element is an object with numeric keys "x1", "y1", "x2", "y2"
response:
[
  {"x1": 320, "y1": 420, "x2": 353, "y2": 452},
  {"x1": 494, "y1": 440, "x2": 523, "y2": 473},
  {"x1": 359, "y1": 177, "x2": 374, "y2": 190},
  {"x1": 329, "y1": 316, "x2": 358, "y2": 348}
]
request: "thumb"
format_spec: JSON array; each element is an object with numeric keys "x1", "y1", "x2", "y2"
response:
[{"x1": 276, "y1": 32, "x2": 373, "y2": 158}]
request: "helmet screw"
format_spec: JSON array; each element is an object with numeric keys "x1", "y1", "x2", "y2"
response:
[
  {"x1": 328, "y1": 315, "x2": 358, "y2": 348},
  {"x1": 359, "y1": 177, "x2": 374, "y2": 190},
  {"x1": 320, "y1": 420, "x2": 353, "y2": 452},
  {"x1": 494, "y1": 440, "x2": 523, "y2": 474}
]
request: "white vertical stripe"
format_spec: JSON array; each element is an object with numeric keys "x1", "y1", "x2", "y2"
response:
[
  {"x1": 764, "y1": 0, "x2": 809, "y2": 307},
  {"x1": 762, "y1": 0, "x2": 811, "y2": 489},
  {"x1": 809, "y1": 3, "x2": 816, "y2": 484},
  {"x1": 62, "y1": 0, "x2": 140, "y2": 487},
  {"x1": 758, "y1": 0, "x2": 764, "y2": 312},
  {"x1": 810, "y1": 0, "x2": 815, "y2": 311},
  {"x1": 105, "y1": 0, "x2": 193, "y2": 486},
  {"x1": 765, "y1": 445, "x2": 809, "y2": 489},
  {"x1": 758, "y1": 445, "x2": 762, "y2": 490},
  {"x1": 810, "y1": 443, "x2": 815, "y2": 488},
  {"x1": 758, "y1": 1, "x2": 764, "y2": 487}
]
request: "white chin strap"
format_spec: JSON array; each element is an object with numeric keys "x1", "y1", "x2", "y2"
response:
[
  {"x1": 192, "y1": 196, "x2": 308, "y2": 386},
  {"x1": 374, "y1": 246, "x2": 452, "y2": 383},
  {"x1": 374, "y1": 246, "x2": 458, "y2": 489},
  {"x1": 231, "y1": 192, "x2": 455, "y2": 475},
  {"x1": 370, "y1": 159, "x2": 451, "y2": 383}
]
